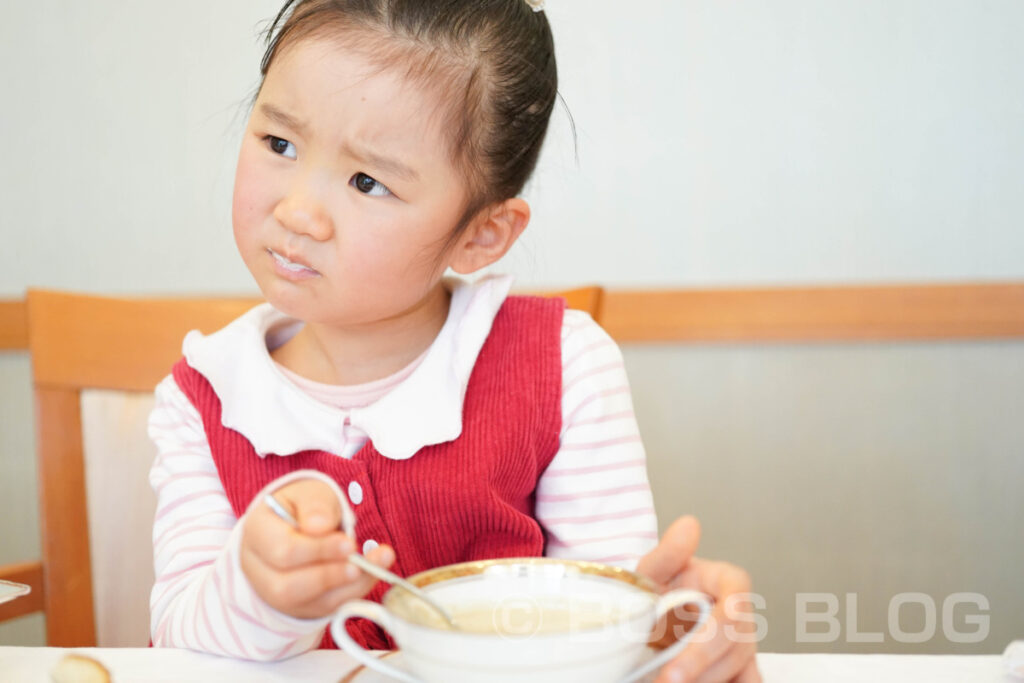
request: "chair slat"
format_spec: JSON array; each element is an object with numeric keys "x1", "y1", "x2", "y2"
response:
[
  {"x1": 28, "y1": 291, "x2": 261, "y2": 392},
  {"x1": 601, "y1": 282, "x2": 1024, "y2": 342},
  {"x1": 36, "y1": 386, "x2": 96, "y2": 647}
]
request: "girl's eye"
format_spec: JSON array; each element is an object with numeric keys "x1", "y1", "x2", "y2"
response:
[
  {"x1": 351, "y1": 172, "x2": 392, "y2": 197},
  {"x1": 264, "y1": 135, "x2": 297, "y2": 160}
]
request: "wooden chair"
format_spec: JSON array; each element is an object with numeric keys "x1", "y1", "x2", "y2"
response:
[{"x1": 0, "y1": 285, "x2": 603, "y2": 647}]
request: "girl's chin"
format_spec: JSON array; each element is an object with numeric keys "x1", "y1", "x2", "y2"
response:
[
  {"x1": 259, "y1": 286, "x2": 348, "y2": 325},
  {"x1": 256, "y1": 280, "x2": 314, "y2": 314}
]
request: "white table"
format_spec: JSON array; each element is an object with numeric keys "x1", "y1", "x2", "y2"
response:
[{"x1": 0, "y1": 647, "x2": 1009, "y2": 682}]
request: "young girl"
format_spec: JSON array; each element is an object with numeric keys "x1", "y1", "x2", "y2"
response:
[{"x1": 148, "y1": 1, "x2": 759, "y2": 680}]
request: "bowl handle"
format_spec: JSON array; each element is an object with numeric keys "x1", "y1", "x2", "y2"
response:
[
  {"x1": 618, "y1": 589, "x2": 713, "y2": 683},
  {"x1": 330, "y1": 600, "x2": 422, "y2": 683}
]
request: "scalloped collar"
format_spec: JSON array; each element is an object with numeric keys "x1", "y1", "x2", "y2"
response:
[{"x1": 180, "y1": 274, "x2": 514, "y2": 460}]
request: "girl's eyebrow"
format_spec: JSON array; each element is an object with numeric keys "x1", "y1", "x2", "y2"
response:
[
  {"x1": 259, "y1": 102, "x2": 419, "y2": 183},
  {"x1": 341, "y1": 141, "x2": 420, "y2": 183},
  {"x1": 260, "y1": 103, "x2": 307, "y2": 135}
]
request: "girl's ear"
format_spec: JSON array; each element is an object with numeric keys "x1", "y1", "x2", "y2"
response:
[{"x1": 448, "y1": 198, "x2": 530, "y2": 275}]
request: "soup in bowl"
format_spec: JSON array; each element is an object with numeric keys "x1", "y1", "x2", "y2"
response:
[{"x1": 330, "y1": 558, "x2": 711, "y2": 683}]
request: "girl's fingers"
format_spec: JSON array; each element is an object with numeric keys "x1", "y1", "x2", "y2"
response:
[
  {"x1": 272, "y1": 529, "x2": 354, "y2": 569},
  {"x1": 300, "y1": 569, "x2": 380, "y2": 615},
  {"x1": 240, "y1": 480, "x2": 399, "y2": 618},
  {"x1": 654, "y1": 614, "x2": 732, "y2": 683},
  {"x1": 243, "y1": 548, "x2": 357, "y2": 610},
  {"x1": 288, "y1": 545, "x2": 397, "y2": 617},
  {"x1": 663, "y1": 557, "x2": 720, "y2": 593},
  {"x1": 637, "y1": 516, "x2": 701, "y2": 586},
  {"x1": 248, "y1": 505, "x2": 355, "y2": 568},
  {"x1": 702, "y1": 560, "x2": 752, "y2": 601},
  {"x1": 363, "y1": 543, "x2": 396, "y2": 570},
  {"x1": 276, "y1": 480, "x2": 343, "y2": 536},
  {"x1": 242, "y1": 540, "x2": 398, "y2": 618},
  {"x1": 655, "y1": 560, "x2": 757, "y2": 683}
]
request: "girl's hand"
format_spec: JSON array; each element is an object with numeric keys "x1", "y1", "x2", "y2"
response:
[
  {"x1": 637, "y1": 516, "x2": 761, "y2": 683},
  {"x1": 240, "y1": 478, "x2": 395, "y2": 620}
]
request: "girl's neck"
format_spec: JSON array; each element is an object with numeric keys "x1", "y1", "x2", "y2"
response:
[{"x1": 271, "y1": 284, "x2": 451, "y2": 386}]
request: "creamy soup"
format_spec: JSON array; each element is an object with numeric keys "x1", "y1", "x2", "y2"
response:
[{"x1": 400, "y1": 598, "x2": 629, "y2": 635}]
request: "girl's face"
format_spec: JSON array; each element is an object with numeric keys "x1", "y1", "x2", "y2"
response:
[{"x1": 232, "y1": 37, "x2": 471, "y2": 326}]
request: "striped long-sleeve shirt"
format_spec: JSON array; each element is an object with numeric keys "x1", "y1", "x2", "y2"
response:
[{"x1": 148, "y1": 274, "x2": 658, "y2": 659}]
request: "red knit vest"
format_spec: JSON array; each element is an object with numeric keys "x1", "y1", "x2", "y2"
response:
[{"x1": 171, "y1": 296, "x2": 564, "y2": 650}]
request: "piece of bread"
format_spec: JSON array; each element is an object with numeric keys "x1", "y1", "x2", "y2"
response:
[{"x1": 50, "y1": 654, "x2": 111, "y2": 683}]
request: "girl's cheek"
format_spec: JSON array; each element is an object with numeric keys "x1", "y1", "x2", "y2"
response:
[
  {"x1": 232, "y1": 151, "x2": 274, "y2": 236},
  {"x1": 231, "y1": 182, "x2": 259, "y2": 235}
]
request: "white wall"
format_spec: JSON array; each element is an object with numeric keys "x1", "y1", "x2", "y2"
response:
[
  {"x1": 2, "y1": 0, "x2": 1022, "y2": 296},
  {"x1": 521, "y1": 0, "x2": 1024, "y2": 286},
  {"x1": 2, "y1": 0, "x2": 1022, "y2": 652}
]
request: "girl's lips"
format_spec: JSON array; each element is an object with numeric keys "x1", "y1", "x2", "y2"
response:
[{"x1": 268, "y1": 248, "x2": 321, "y2": 281}]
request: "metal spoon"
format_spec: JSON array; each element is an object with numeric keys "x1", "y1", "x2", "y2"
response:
[{"x1": 263, "y1": 493, "x2": 458, "y2": 630}]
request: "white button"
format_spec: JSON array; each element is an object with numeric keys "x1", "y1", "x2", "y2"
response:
[
  {"x1": 363, "y1": 539, "x2": 379, "y2": 555},
  {"x1": 348, "y1": 481, "x2": 364, "y2": 505}
]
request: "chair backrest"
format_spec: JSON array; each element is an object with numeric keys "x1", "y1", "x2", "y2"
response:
[{"x1": 1, "y1": 285, "x2": 602, "y2": 646}]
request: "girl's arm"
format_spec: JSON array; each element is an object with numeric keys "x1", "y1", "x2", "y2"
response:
[
  {"x1": 148, "y1": 375, "x2": 337, "y2": 660},
  {"x1": 536, "y1": 310, "x2": 660, "y2": 571}
]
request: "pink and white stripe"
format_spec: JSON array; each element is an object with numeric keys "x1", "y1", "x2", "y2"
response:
[
  {"x1": 538, "y1": 310, "x2": 659, "y2": 570},
  {"x1": 147, "y1": 308, "x2": 658, "y2": 660},
  {"x1": 148, "y1": 377, "x2": 330, "y2": 659}
]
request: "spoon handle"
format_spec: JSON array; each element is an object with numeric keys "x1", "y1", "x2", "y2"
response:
[
  {"x1": 345, "y1": 553, "x2": 457, "y2": 627},
  {"x1": 263, "y1": 491, "x2": 298, "y2": 527},
  {"x1": 262, "y1": 494, "x2": 457, "y2": 629}
]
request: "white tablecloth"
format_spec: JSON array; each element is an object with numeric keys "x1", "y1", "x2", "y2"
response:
[{"x1": 0, "y1": 647, "x2": 1009, "y2": 682}]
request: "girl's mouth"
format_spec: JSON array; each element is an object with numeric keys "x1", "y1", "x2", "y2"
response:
[{"x1": 268, "y1": 248, "x2": 321, "y2": 280}]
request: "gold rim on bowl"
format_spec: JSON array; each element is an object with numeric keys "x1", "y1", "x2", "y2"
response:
[{"x1": 382, "y1": 557, "x2": 663, "y2": 628}]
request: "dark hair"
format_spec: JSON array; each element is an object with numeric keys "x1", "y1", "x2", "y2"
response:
[{"x1": 259, "y1": 0, "x2": 559, "y2": 241}]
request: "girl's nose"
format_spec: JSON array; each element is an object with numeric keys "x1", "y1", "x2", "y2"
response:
[{"x1": 273, "y1": 190, "x2": 334, "y2": 241}]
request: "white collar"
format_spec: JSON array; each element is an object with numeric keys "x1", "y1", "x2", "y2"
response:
[{"x1": 182, "y1": 274, "x2": 514, "y2": 460}]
